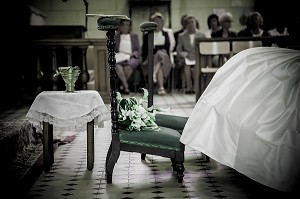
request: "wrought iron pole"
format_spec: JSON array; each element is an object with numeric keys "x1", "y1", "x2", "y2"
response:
[{"x1": 140, "y1": 22, "x2": 157, "y2": 108}]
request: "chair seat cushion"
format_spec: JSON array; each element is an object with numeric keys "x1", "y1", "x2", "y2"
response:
[
  {"x1": 155, "y1": 114, "x2": 188, "y2": 133},
  {"x1": 120, "y1": 126, "x2": 183, "y2": 151}
]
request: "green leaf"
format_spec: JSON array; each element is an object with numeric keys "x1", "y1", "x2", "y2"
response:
[{"x1": 116, "y1": 88, "x2": 167, "y2": 132}]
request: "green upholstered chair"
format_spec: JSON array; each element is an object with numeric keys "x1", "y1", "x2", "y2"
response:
[
  {"x1": 138, "y1": 20, "x2": 210, "y2": 163},
  {"x1": 155, "y1": 114, "x2": 188, "y2": 133},
  {"x1": 97, "y1": 16, "x2": 185, "y2": 184},
  {"x1": 155, "y1": 113, "x2": 210, "y2": 162}
]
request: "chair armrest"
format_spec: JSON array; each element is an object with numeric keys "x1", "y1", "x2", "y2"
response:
[{"x1": 201, "y1": 67, "x2": 220, "y2": 73}]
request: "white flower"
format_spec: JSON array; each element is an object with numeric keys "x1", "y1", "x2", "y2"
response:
[{"x1": 116, "y1": 88, "x2": 167, "y2": 132}]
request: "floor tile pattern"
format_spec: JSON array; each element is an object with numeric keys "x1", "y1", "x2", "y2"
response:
[{"x1": 1, "y1": 92, "x2": 294, "y2": 199}]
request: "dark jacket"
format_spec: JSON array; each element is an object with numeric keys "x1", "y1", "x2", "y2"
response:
[
  {"x1": 211, "y1": 28, "x2": 238, "y2": 38},
  {"x1": 237, "y1": 28, "x2": 271, "y2": 46},
  {"x1": 142, "y1": 30, "x2": 170, "y2": 62}
]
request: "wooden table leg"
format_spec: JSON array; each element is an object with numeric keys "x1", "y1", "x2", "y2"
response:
[
  {"x1": 43, "y1": 121, "x2": 53, "y2": 172},
  {"x1": 87, "y1": 119, "x2": 94, "y2": 170}
]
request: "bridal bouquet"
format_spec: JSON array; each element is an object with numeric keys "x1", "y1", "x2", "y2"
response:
[{"x1": 116, "y1": 88, "x2": 165, "y2": 131}]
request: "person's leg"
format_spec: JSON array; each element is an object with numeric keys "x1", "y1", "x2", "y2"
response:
[
  {"x1": 158, "y1": 51, "x2": 172, "y2": 81},
  {"x1": 153, "y1": 62, "x2": 160, "y2": 83},
  {"x1": 184, "y1": 65, "x2": 192, "y2": 93},
  {"x1": 123, "y1": 65, "x2": 133, "y2": 93},
  {"x1": 191, "y1": 66, "x2": 195, "y2": 93},
  {"x1": 115, "y1": 64, "x2": 129, "y2": 93},
  {"x1": 124, "y1": 65, "x2": 133, "y2": 80},
  {"x1": 157, "y1": 68, "x2": 165, "y2": 95}
]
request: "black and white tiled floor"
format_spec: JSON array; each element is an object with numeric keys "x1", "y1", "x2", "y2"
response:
[{"x1": 1, "y1": 92, "x2": 295, "y2": 199}]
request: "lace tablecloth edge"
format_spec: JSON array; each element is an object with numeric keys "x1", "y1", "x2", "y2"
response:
[{"x1": 26, "y1": 106, "x2": 110, "y2": 133}]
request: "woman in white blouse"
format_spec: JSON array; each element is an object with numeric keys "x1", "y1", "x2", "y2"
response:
[{"x1": 115, "y1": 19, "x2": 141, "y2": 94}]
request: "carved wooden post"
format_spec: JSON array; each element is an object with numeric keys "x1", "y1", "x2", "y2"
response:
[
  {"x1": 36, "y1": 46, "x2": 43, "y2": 94},
  {"x1": 139, "y1": 22, "x2": 157, "y2": 160},
  {"x1": 140, "y1": 22, "x2": 157, "y2": 108},
  {"x1": 97, "y1": 16, "x2": 121, "y2": 184},
  {"x1": 66, "y1": 46, "x2": 72, "y2": 66},
  {"x1": 98, "y1": 19, "x2": 119, "y2": 138},
  {"x1": 51, "y1": 47, "x2": 59, "y2": 91},
  {"x1": 79, "y1": 46, "x2": 90, "y2": 90}
]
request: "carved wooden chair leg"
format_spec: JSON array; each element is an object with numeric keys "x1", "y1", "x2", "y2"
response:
[
  {"x1": 175, "y1": 161, "x2": 185, "y2": 183},
  {"x1": 105, "y1": 143, "x2": 113, "y2": 183},
  {"x1": 105, "y1": 142, "x2": 112, "y2": 172},
  {"x1": 205, "y1": 155, "x2": 210, "y2": 162},
  {"x1": 174, "y1": 151, "x2": 185, "y2": 182},
  {"x1": 105, "y1": 139, "x2": 121, "y2": 184},
  {"x1": 141, "y1": 153, "x2": 146, "y2": 160},
  {"x1": 171, "y1": 158, "x2": 176, "y2": 171}
]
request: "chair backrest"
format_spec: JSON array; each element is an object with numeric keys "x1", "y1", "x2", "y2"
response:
[
  {"x1": 199, "y1": 41, "x2": 231, "y2": 55},
  {"x1": 232, "y1": 40, "x2": 262, "y2": 54},
  {"x1": 199, "y1": 41, "x2": 231, "y2": 68}
]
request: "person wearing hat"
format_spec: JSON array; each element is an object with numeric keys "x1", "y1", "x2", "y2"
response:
[
  {"x1": 212, "y1": 12, "x2": 237, "y2": 38},
  {"x1": 148, "y1": 12, "x2": 176, "y2": 56},
  {"x1": 141, "y1": 12, "x2": 174, "y2": 95},
  {"x1": 210, "y1": 12, "x2": 237, "y2": 67}
]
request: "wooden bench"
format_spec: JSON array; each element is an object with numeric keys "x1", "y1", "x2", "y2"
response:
[{"x1": 194, "y1": 36, "x2": 292, "y2": 101}]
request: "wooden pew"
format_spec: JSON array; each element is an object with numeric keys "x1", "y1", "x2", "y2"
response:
[{"x1": 194, "y1": 36, "x2": 292, "y2": 101}]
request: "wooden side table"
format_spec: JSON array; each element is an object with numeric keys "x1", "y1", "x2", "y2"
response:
[{"x1": 26, "y1": 90, "x2": 110, "y2": 172}]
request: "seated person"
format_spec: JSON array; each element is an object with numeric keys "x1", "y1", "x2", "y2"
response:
[
  {"x1": 142, "y1": 12, "x2": 173, "y2": 95},
  {"x1": 212, "y1": 12, "x2": 237, "y2": 38},
  {"x1": 238, "y1": 11, "x2": 270, "y2": 37},
  {"x1": 115, "y1": 19, "x2": 141, "y2": 94},
  {"x1": 173, "y1": 14, "x2": 188, "y2": 51},
  {"x1": 176, "y1": 15, "x2": 206, "y2": 94},
  {"x1": 238, "y1": 11, "x2": 271, "y2": 47},
  {"x1": 180, "y1": 47, "x2": 300, "y2": 193},
  {"x1": 205, "y1": 13, "x2": 221, "y2": 38},
  {"x1": 211, "y1": 12, "x2": 237, "y2": 66},
  {"x1": 268, "y1": 14, "x2": 289, "y2": 47}
]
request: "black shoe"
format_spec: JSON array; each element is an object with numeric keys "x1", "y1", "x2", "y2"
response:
[{"x1": 123, "y1": 88, "x2": 130, "y2": 95}]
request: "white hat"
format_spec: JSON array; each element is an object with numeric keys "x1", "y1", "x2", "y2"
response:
[
  {"x1": 219, "y1": 12, "x2": 233, "y2": 23},
  {"x1": 150, "y1": 12, "x2": 164, "y2": 20}
]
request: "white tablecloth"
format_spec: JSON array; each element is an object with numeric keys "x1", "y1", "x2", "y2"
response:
[{"x1": 26, "y1": 90, "x2": 110, "y2": 133}]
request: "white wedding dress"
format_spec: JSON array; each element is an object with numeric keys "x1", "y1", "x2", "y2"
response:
[{"x1": 180, "y1": 47, "x2": 300, "y2": 193}]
